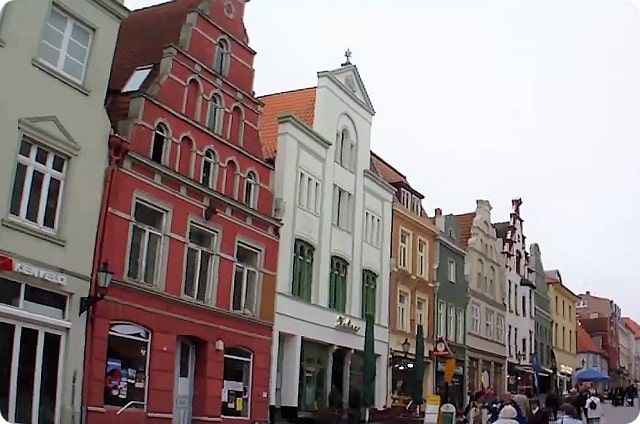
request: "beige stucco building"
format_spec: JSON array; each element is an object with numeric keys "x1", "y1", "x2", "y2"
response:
[
  {"x1": 0, "y1": 0, "x2": 126, "y2": 422},
  {"x1": 546, "y1": 270, "x2": 578, "y2": 394}
]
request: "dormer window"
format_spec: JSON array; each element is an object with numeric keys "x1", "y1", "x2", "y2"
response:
[
  {"x1": 213, "y1": 38, "x2": 230, "y2": 76},
  {"x1": 410, "y1": 195, "x2": 421, "y2": 215},
  {"x1": 400, "y1": 189, "x2": 410, "y2": 209}
]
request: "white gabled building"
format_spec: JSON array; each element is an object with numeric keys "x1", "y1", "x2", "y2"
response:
[{"x1": 259, "y1": 60, "x2": 394, "y2": 420}]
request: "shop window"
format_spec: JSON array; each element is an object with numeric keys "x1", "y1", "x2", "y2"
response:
[
  {"x1": 232, "y1": 243, "x2": 260, "y2": 316},
  {"x1": 222, "y1": 348, "x2": 251, "y2": 417},
  {"x1": 0, "y1": 278, "x2": 66, "y2": 320},
  {"x1": 105, "y1": 323, "x2": 150, "y2": 408},
  {"x1": 183, "y1": 224, "x2": 217, "y2": 303},
  {"x1": 127, "y1": 200, "x2": 165, "y2": 285},
  {"x1": 292, "y1": 239, "x2": 313, "y2": 301},
  {"x1": 361, "y1": 270, "x2": 377, "y2": 318},
  {"x1": 329, "y1": 256, "x2": 348, "y2": 312},
  {"x1": 10, "y1": 139, "x2": 67, "y2": 232}
]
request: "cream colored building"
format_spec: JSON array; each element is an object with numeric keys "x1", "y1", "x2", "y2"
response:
[
  {"x1": 0, "y1": 0, "x2": 126, "y2": 422},
  {"x1": 546, "y1": 270, "x2": 578, "y2": 394}
]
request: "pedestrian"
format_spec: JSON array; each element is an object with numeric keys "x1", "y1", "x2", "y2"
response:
[
  {"x1": 586, "y1": 391, "x2": 604, "y2": 424},
  {"x1": 493, "y1": 405, "x2": 520, "y2": 424},
  {"x1": 545, "y1": 391, "x2": 560, "y2": 421},
  {"x1": 527, "y1": 399, "x2": 549, "y2": 424},
  {"x1": 513, "y1": 394, "x2": 531, "y2": 423},
  {"x1": 556, "y1": 403, "x2": 583, "y2": 424}
]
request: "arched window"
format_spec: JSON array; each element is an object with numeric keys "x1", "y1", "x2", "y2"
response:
[
  {"x1": 207, "y1": 94, "x2": 224, "y2": 134},
  {"x1": 230, "y1": 106, "x2": 243, "y2": 145},
  {"x1": 151, "y1": 123, "x2": 169, "y2": 164},
  {"x1": 225, "y1": 160, "x2": 238, "y2": 198},
  {"x1": 185, "y1": 79, "x2": 201, "y2": 120},
  {"x1": 489, "y1": 266, "x2": 496, "y2": 296},
  {"x1": 222, "y1": 347, "x2": 252, "y2": 417},
  {"x1": 335, "y1": 128, "x2": 354, "y2": 170},
  {"x1": 178, "y1": 137, "x2": 194, "y2": 178},
  {"x1": 292, "y1": 239, "x2": 313, "y2": 301},
  {"x1": 201, "y1": 149, "x2": 218, "y2": 189},
  {"x1": 329, "y1": 256, "x2": 348, "y2": 312},
  {"x1": 213, "y1": 38, "x2": 230, "y2": 75},
  {"x1": 362, "y1": 270, "x2": 377, "y2": 318},
  {"x1": 244, "y1": 171, "x2": 258, "y2": 208},
  {"x1": 105, "y1": 323, "x2": 150, "y2": 408}
]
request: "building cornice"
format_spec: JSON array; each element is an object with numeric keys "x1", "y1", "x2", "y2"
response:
[
  {"x1": 88, "y1": 0, "x2": 129, "y2": 20},
  {"x1": 277, "y1": 113, "x2": 331, "y2": 149},
  {"x1": 128, "y1": 152, "x2": 281, "y2": 227}
]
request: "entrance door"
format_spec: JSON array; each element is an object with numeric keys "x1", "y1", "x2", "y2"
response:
[
  {"x1": 173, "y1": 339, "x2": 195, "y2": 424},
  {"x1": 0, "y1": 319, "x2": 65, "y2": 424}
]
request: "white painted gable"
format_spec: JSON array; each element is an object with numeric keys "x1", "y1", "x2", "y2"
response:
[{"x1": 325, "y1": 64, "x2": 375, "y2": 113}]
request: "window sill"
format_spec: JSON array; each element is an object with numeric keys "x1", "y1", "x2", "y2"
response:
[
  {"x1": 32, "y1": 58, "x2": 91, "y2": 96},
  {"x1": 2, "y1": 217, "x2": 66, "y2": 246}
]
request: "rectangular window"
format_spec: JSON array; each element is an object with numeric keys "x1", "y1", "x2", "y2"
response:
[
  {"x1": 456, "y1": 309, "x2": 464, "y2": 343},
  {"x1": 38, "y1": 6, "x2": 93, "y2": 83},
  {"x1": 398, "y1": 290, "x2": 409, "y2": 331},
  {"x1": 222, "y1": 348, "x2": 252, "y2": 417},
  {"x1": 448, "y1": 259, "x2": 456, "y2": 283},
  {"x1": 508, "y1": 325, "x2": 512, "y2": 356},
  {"x1": 508, "y1": 281, "x2": 512, "y2": 312},
  {"x1": 437, "y1": 300, "x2": 446, "y2": 337},
  {"x1": 471, "y1": 303, "x2": 481, "y2": 334},
  {"x1": 416, "y1": 298, "x2": 427, "y2": 330},
  {"x1": 292, "y1": 239, "x2": 314, "y2": 301},
  {"x1": 127, "y1": 200, "x2": 165, "y2": 285},
  {"x1": 329, "y1": 256, "x2": 348, "y2": 312},
  {"x1": 496, "y1": 315, "x2": 505, "y2": 343},
  {"x1": 232, "y1": 243, "x2": 260, "y2": 316},
  {"x1": 399, "y1": 229, "x2": 411, "y2": 270},
  {"x1": 362, "y1": 270, "x2": 377, "y2": 318},
  {"x1": 410, "y1": 195, "x2": 421, "y2": 215},
  {"x1": 485, "y1": 309, "x2": 494, "y2": 339},
  {"x1": 448, "y1": 304, "x2": 455, "y2": 341},
  {"x1": 400, "y1": 189, "x2": 410, "y2": 209},
  {"x1": 10, "y1": 139, "x2": 66, "y2": 232},
  {"x1": 332, "y1": 185, "x2": 352, "y2": 231},
  {"x1": 183, "y1": 224, "x2": 217, "y2": 302},
  {"x1": 417, "y1": 238, "x2": 428, "y2": 278},
  {"x1": 297, "y1": 170, "x2": 321, "y2": 214},
  {"x1": 364, "y1": 210, "x2": 382, "y2": 247}
]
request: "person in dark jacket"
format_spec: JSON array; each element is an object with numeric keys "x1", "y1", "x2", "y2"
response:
[
  {"x1": 545, "y1": 391, "x2": 560, "y2": 421},
  {"x1": 528, "y1": 399, "x2": 549, "y2": 424}
]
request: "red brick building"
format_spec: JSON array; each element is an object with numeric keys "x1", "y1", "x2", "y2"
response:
[{"x1": 83, "y1": 1, "x2": 279, "y2": 423}]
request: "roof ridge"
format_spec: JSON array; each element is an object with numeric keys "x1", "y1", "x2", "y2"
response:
[
  {"x1": 258, "y1": 86, "x2": 317, "y2": 99},
  {"x1": 129, "y1": 0, "x2": 175, "y2": 13},
  {"x1": 370, "y1": 151, "x2": 407, "y2": 179}
]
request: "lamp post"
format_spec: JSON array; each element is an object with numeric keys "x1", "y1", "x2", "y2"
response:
[
  {"x1": 80, "y1": 261, "x2": 113, "y2": 315},
  {"x1": 402, "y1": 338, "x2": 411, "y2": 357}
]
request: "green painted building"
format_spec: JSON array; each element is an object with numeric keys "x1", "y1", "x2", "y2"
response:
[
  {"x1": 530, "y1": 243, "x2": 554, "y2": 393},
  {"x1": 434, "y1": 212, "x2": 468, "y2": 409}
]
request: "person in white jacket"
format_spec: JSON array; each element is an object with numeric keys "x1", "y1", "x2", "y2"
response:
[
  {"x1": 585, "y1": 392, "x2": 604, "y2": 424},
  {"x1": 493, "y1": 405, "x2": 520, "y2": 424}
]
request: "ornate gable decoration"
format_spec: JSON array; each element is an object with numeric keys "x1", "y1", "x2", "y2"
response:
[
  {"x1": 322, "y1": 64, "x2": 375, "y2": 114},
  {"x1": 18, "y1": 116, "x2": 81, "y2": 157}
]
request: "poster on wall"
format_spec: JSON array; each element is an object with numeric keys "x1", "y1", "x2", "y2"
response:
[{"x1": 106, "y1": 358, "x2": 122, "y2": 396}]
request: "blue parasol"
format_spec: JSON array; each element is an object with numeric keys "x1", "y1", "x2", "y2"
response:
[{"x1": 575, "y1": 367, "x2": 609, "y2": 382}]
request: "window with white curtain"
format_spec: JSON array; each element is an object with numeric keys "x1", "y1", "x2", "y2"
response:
[
  {"x1": 417, "y1": 238, "x2": 428, "y2": 278},
  {"x1": 398, "y1": 290, "x2": 409, "y2": 331},
  {"x1": 127, "y1": 200, "x2": 166, "y2": 285},
  {"x1": 448, "y1": 304, "x2": 455, "y2": 341},
  {"x1": 232, "y1": 243, "x2": 260, "y2": 316},
  {"x1": 183, "y1": 224, "x2": 217, "y2": 302},
  {"x1": 244, "y1": 171, "x2": 258, "y2": 209},
  {"x1": 399, "y1": 229, "x2": 411, "y2": 271}
]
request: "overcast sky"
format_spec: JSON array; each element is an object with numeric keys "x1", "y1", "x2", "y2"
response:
[{"x1": 120, "y1": 0, "x2": 639, "y2": 321}]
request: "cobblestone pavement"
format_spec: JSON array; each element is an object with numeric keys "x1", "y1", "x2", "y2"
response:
[{"x1": 600, "y1": 400, "x2": 640, "y2": 423}]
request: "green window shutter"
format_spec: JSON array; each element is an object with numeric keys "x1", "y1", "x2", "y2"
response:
[
  {"x1": 329, "y1": 265, "x2": 336, "y2": 309},
  {"x1": 292, "y1": 242, "x2": 300, "y2": 296},
  {"x1": 338, "y1": 262, "x2": 346, "y2": 313},
  {"x1": 292, "y1": 240, "x2": 314, "y2": 301}
]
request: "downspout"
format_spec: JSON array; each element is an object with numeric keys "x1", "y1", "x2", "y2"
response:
[{"x1": 80, "y1": 133, "x2": 128, "y2": 424}]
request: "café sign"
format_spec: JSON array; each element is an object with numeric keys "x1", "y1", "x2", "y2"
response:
[
  {"x1": 14, "y1": 261, "x2": 66, "y2": 285},
  {"x1": 335, "y1": 315, "x2": 360, "y2": 333}
]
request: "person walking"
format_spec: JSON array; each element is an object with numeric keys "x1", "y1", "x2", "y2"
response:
[
  {"x1": 586, "y1": 391, "x2": 604, "y2": 424},
  {"x1": 527, "y1": 399, "x2": 549, "y2": 424},
  {"x1": 556, "y1": 403, "x2": 583, "y2": 424},
  {"x1": 493, "y1": 405, "x2": 520, "y2": 424}
]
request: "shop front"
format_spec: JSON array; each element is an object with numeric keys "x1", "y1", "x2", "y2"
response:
[
  {"x1": 557, "y1": 364, "x2": 574, "y2": 395},
  {"x1": 467, "y1": 351, "x2": 507, "y2": 397},
  {"x1": 507, "y1": 362, "x2": 534, "y2": 395},
  {"x1": 0, "y1": 255, "x2": 87, "y2": 424},
  {"x1": 434, "y1": 345, "x2": 466, "y2": 411},
  {"x1": 390, "y1": 350, "x2": 432, "y2": 406}
]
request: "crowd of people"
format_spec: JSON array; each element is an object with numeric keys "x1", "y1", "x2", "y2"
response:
[{"x1": 462, "y1": 384, "x2": 638, "y2": 424}]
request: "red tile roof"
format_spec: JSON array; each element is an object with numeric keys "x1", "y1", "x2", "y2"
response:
[
  {"x1": 577, "y1": 324, "x2": 603, "y2": 354},
  {"x1": 110, "y1": 0, "x2": 203, "y2": 92},
  {"x1": 454, "y1": 212, "x2": 476, "y2": 249},
  {"x1": 624, "y1": 317, "x2": 640, "y2": 339},
  {"x1": 370, "y1": 152, "x2": 408, "y2": 185},
  {"x1": 258, "y1": 87, "x2": 316, "y2": 160}
]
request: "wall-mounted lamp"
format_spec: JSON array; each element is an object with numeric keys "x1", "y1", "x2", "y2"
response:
[
  {"x1": 215, "y1": 339, "x2": 225, "y2": 351},
  {"x1": 80, "y1": 262, "x2": 113, "y2": 315}
]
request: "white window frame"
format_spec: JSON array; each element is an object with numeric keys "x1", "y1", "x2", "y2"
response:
[
  {"x1": 335, "y1": 128, "x2": 355, "y2": 171},
  {"x1": 10, "y1": 139, "x2": 67, "y2": 233},
  {"x1": 471, "y1": 302, "x2": 481, "y2": 334},
  {"x1": 231, "y1": 242, "x2": 261, "y2": 316},
  {"x1": 417, "y1": 237, "x2": 428, "y2": 279},
  {"x1": 456, "y1": 308, "x2": 464, "y2": 343},
  {"x1": 400, "y1": 189, "x2": 410, "y2": 209},
  {"x1": 222, "y1": 348, "x2": 253, "y2": 418},
  {"x1": 397, "y1": 289, "x2": 410, "y2": 332},
  {"x1": 364, "y1": 210, "x2": 382, "y2": 248},
  {"x1": 213, "y1": 37, "x2": 231, "y2": 76},
  {"x1": 496, "y1": 314, "x2": 505, "y2": 342},
  {"x1": 398, "y1": 228, "x2": 412, "y2": 271},
  {"x1": 38, "y1": 5, "x2": 93, "y2": 84},
  {"x1": 437, "y1": 300, "x2": 446, "y2": 337},
  {"x1": 485, "y1": 309, "x2": 495, "y2": 339},
  {"x1": 183, "y1": 224, "x2": 218, "y2": 303},
  {"x1": 416, "y1": 297, "x2": 427, "y2": 331},
  {"x1": 207, "y1": 94, "x2": 224, "y2": 134},
  {"x1": 332, "y1": 185, "x2": 352, "y2": 231},
  {"x1": 448, "y1": 259, "x2": 456, "y2": 283},
  {"x1": 126, "y1": 200, "x2": 166, "y2": 286},
  {"x1": 410, "y1": 195, "x2": 421, "y2": 215},
  {"x1": 297, "y1": 169, "x2": 321, "y2": 215},
  {"x1": 448, "y1": 304, "x2": 455, "y2": 341},
  {"x1": 201, "y1": 149, "x2": 218, "y2": 189},
  {"x1": 244, "y1": 171, "x2": 258, "y2": 209}
]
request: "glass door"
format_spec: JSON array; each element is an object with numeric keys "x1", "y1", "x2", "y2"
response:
[{"x1": 0, "y1": 319, "x2": 65, "y2": 424}]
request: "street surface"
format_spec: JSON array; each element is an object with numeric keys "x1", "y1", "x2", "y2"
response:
[{"x1": 600, "y1": 399, "x2": 640, "y2": 424}]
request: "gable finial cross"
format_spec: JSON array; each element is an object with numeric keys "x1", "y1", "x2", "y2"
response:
[{"x1": 343, "y1": 49, "x2": 352, "y2": 66}]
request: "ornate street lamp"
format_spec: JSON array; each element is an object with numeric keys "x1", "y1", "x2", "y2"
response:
[
  {"x1": 402, "y1": 338, "x2": 411, "y2": 356},
  {"x1": 80, "y1": 261, "x2": 113, "y2": 315}
]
